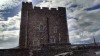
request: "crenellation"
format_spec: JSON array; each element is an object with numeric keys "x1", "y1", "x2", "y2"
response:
[
  {"x1": 58, "y1": 7, "x2": 66, "y2": 11},
  {"x1": 25, "y1": 2, "x2": 30, "y2": 3},
  {"x1": 22, "y1": 2, "x2": 32, "y2": 6},
  {"x1": 58, "y1": 7, "x2": 66, "y2": 18},
  {"x1": 22, "y1": 2, "x2": 33, "y2": 10},
  {"x1": 33, "y1": 6, "x2": 58, "y2": 11},
  {"x1": 51, "y1": 8, "x2": 57, "y2": 11},
  {"x1": 34, "y1": 6, "x2": 41, "y2": 10},
  {"x1": 22, "y1": 2, "x2": 66, "y2": 12},
  {"x1": 42, "y1": 7, "x2": 49, "y2": 10},
  {"x1": 22, "y1": 2, "x2": 32, "y2": 3}
]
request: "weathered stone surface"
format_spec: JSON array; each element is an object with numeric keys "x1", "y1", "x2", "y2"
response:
[{"x1": 19, "y1": 2, "x2": 70, "y2": 50}]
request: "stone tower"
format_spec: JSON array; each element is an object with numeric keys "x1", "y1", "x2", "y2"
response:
[{"x1": 19, "y1": 2, "x2": 70, "y2": 50}]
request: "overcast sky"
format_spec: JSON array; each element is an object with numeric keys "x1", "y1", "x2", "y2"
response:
[{"x1": 0, "y1": 0, "x2": 100, "y2": 49}]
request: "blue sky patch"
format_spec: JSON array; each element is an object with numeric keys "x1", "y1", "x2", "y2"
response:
[{"x1": 85, "y1": 4, "x2": 100, "y2": 11}]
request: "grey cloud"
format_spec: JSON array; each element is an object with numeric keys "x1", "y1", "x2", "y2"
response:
[{"x1": 0, "y1": 11, "x2": 21, "y2": 49}]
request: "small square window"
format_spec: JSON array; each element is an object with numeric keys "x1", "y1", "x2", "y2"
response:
[
  {"x1": 49, "y1": 36, "x2": 55, "y2": 43},
  {"x1": 37, "y1": 23, "x2": 44, "y2": 32},
  {"x1": 33, "y1": 39, "x2": 40, "y2": 46}
]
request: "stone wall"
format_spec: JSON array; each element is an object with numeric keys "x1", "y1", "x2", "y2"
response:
[
  {"x1": 0, "y1": 49, "x2": 29, "y2": 56},
  {"x1": 19, "y1": 2, "x2": 70, "y2": 50}
]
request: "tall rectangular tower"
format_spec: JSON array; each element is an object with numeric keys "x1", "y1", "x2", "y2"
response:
[{"x1": 19, "y1": 2, "x2": 70, "y2": 50}]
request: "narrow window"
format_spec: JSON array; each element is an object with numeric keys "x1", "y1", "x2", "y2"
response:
[
  {"x1": 59, "y1": 33, "x2": 61, "y2": 42},
  {"x1": 38, "y1": 23, "x2": 44, "y2": 32},
  {"x1": 54, "y1": 26, "x2": 57, "y2": 33},
  {"x1": 39, "y1": 25, "x2": 44, "y2": 31}
]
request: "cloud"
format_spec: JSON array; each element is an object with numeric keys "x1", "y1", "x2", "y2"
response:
[
  {"x1": 37, "y1": 0, "x2": 100, "y2": 44},
  {"x1": 36, "y1": 0, "x2": 71, "y2": 7},
  {"x1": 0, "y1": 0, "x2": 22, "y2": 10},
  {"x1": 0, "y1": 11, "x2": 21, "y2": 49}
]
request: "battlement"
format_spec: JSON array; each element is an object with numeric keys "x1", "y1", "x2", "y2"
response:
[
  {"x1": 33, "y1": 6, "x2": 58, "y2": 11},
  {"x1": 22, "y1": 2, "x2": 66, "y2": 11},
  {"x1": 22, "y1": 2, "x2": 32, "y2": 4},
  {"x1": 22, "y1": 2, "x2": 32, "y2": 6}
]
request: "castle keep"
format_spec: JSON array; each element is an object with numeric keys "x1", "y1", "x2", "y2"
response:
[
  {"x1": 20, "y1": 2, "x2": 69, "y2": 50},
  {"x1": 0, "y1": 2, "x2": 70, "y2": 56}
]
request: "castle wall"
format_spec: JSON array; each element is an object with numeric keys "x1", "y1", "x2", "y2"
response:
[
  {"x1": 19, "y1": 2, "x2": 70, "y2": 50},
  {"x1": 19, "y1": 2, "x2": 34, "y2": 48}
]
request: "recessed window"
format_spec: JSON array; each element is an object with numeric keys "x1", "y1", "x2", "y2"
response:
[
  {"x1": 59, "y1": 33, "x2": 61, "y2": 42},
  {"x1": 33, "y1": 39, "x2": 40, "y2": 46},
  {"x1": 39, "y1": 25, "x2": 43, "y2": 30},
  {"x1": 49, "y1": 36, "x2": 55, "y2": 43},
  {"x1": 54, "y1": 26, "x2": 57, "y2": 33},
  {"x1": 38, "y1": 23, "x2": 44, "y2": 32}
]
